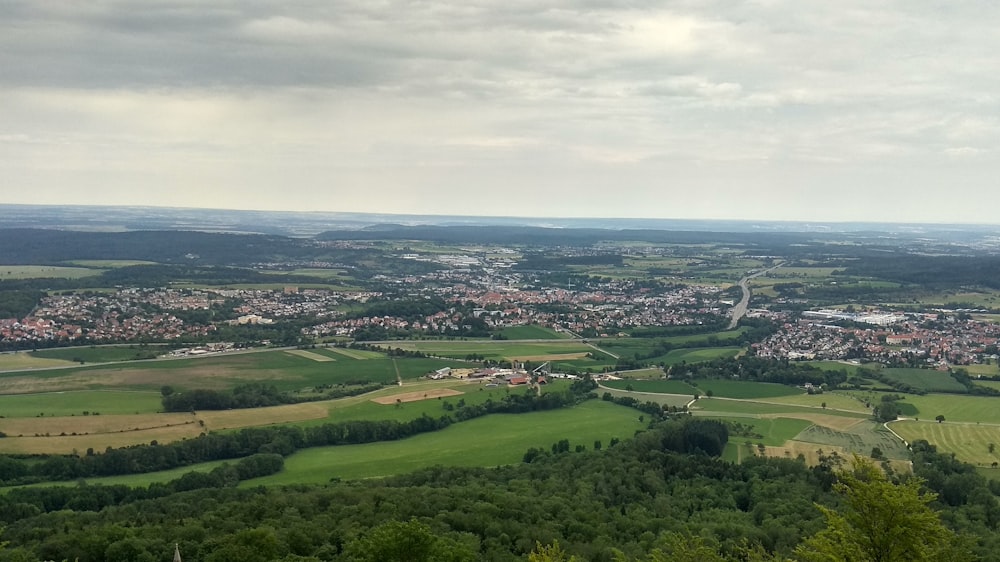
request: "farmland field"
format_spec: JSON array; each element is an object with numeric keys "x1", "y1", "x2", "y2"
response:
[
  {"x1": 0, "y1": 350, "x2": 470, "y2": 394},
  {"x1": 66, "y1": 260, "x2": 159, "y2": 268},
  {"x1": 382, "y1": 341, "x2": 592, "y2": 361},
  {"x1": 0, "y1": 265, "x2": 102, "y2": 280},
  {"x1": 973, "y1": 380, "x2": 1000, "y2": 391},
  {"x1": 879, "y1": 368, "x2": 967, "y2": 393},
  {"x1": 764, "y1": 392, "x2": 871, "y2": 413},
  {"x1": 655, "y1": 346, "x2": 743, "y2": 365},
  {"x1": 602, "y1": 379, "x2": 696, "y2": 394},
  {"x1": 794, "y1": 421, "x2": 910, "y2": 459},
  {"x1": 0, "y1": 352, "x2": 74, "y2": 371},
  {"x1": 498, "y1": 325, "x2": 571, "y2": 340},
  {"x1": 689, "y1": 379, "x2": 802, "y2": 399},
  {"x1": 597, "y1": 387, "x2": 694, "y2": 409},
  {"x1": 245, "y1": 400, "x2": 647, "y2": 484},
  {"x1": 898, "y1": 394, "x2": 1000, "y2": 424},
  {"x1": 0, "y1": 390, "x2": 163, "y2": 417},
  {"x1": 31, "y1": 345, "x2": 167, "y2": 364},
  {"x1": 693, "y1": 398, "x2": 870, "y2": 423},
  {"x1": 891, "y1": 420, "x2": 1000, "y2": 466}
]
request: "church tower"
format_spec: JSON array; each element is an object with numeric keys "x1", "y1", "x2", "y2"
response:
[{"x1": 173, "y1": 543, "x2": 182, "y2": 562}]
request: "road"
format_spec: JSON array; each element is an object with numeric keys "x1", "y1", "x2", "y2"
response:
[{"x1": 727, "y1": 262, "x2": 783, "y2": 329}]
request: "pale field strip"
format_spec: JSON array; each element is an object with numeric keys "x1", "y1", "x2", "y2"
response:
[
  {"x1": 285, "y1": 349, "x2": 335, "y2": 362},
  {"x1": 197, "y1": 402, "x2": 331, "y2": 431},
  {"x1": 0, "y1": 362, "x2": 287, "y2": 394},
  {"x1": 509, "y1": 353, "x2": 589, "y2": 361},
  {"x1": 323, "y1": 347, "x2": 371, "y2": 360},
  {"x1": 759, "y1": 412, "x2": 865, "y2": 432},
  {"x1": 756, "y1": 441, "x2": 911, "y2": 473},
  {"x1": 0, "y1": 352, "x2": 75, "y2": 371},
  {"x1": 371, "y1": 388, "x2": 464, "y2": 404},
  {"x1": 0, "y1": 412, "x2": 197, "y2": 437},
  {"x1": 0, "y1": 424, "x2": 204, "y2": 455}
]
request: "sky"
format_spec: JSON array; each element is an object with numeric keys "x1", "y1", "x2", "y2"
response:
[{"x1": 1, "y1": 1, "x2": 998, "y2": 223}]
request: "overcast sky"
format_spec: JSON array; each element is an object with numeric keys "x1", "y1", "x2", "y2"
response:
[{"x1": 2, "y1": 1, "x2": 998, "y2": 223}]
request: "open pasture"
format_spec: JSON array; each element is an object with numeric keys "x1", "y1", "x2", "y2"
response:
[
  {"x1": 0, "y1": 390, "x2": 163, "y2": 417},
  {"x1": 690, "y1": 379, "x2": 801, "y2": 399},
  {"x1": 597, "y1": 386, "x2": 694, "y2": 408},
  {"x1": 963, "y1": 364, "x2": 1000, "y2": 377},
  {"x1": 197, "y1": 402, "x2": 332, "y2": 431},
  {"x1": 0, "y1": 350, "x2": 470, "y2": 394},
  {"x1": 0, "y1": 352, "x2": 74, "y2": 371},
  {"x1": 31, "y1": 345, "x2": 166, "y2": 364},
  {"x1": 655, "y1": 347, "x2": 742, "y2": 365},
  {"x1": 880, "y1": 368, "x2": 966, "y2": 393},
  {"x1": 245, "y1": 400, "x2": 647, "y2": 484},
  {"x1": 371, "y1": 388, "x2": 463, "y2": 404},
  {"x1": 719, "y1": 416, "x2": 812, "y2": 447},
  {"x1": 763, "y1": 392, "x2": 870, "y2": 413},
  {"x1": 891, "y1": 421, "x2": 1000, "y2": 466},
  {"x1": 794, "y1": 421, "x2": 909, "y2": 459},
  {"x1": 67, "y1": 260, "x2": 159, "y2": 268},
  {"x1": 974, "y1": 380, "x2": 1000, "y2": 391},
  {"x1": 0, "y1": 265, "x2": 102, "y2": 280},
  {"x1": 383, "y1": 341, "x2": 592, "y2": 361},
  {"x1": 319, "y1": 346, "x2": 384, "y2": 360},
  {"x1": 899, "y1": 394, "x2": 1000, "y2": 424},
  {"x1": 0, "y1": 423, "x2": 203, "y2": 455},
  {"x1": 498, "y1": 325, "x2": 571, "y2": 340},
  {"x1": 285, "y1": 349, "x2": 335, "y2": 362},
  {"x1": 693, "y1": 398, "x2": 869, "y2": 425},
  {"x1": 0, "y1": 411, "x2": 195, "y2": 439},
  {"x1": 603, "y1": 379, "x2": 696, "y2": 394}
]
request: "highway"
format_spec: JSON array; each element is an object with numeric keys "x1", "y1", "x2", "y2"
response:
[{"x1": 727, "y1": 262, "x2": 783, "y2": 329}]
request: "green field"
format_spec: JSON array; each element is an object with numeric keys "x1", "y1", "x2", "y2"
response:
[
  {"x1": 597, "y1": 387, "x2": 694, "y2": 409},
  {"x1": 67, "y1": 260, "x2": 159, "y2": 268},
  {"x1": 880, "y1": 368, "x2": 967, "y2": 393},
  {"x1": 0, "y1": 265, "x2": 103, "y2": 280},
  {"x1": 892, "y1": 420, "x2": 1000, "y2": 466},
  {"x1": 0, "y1": 350, "x2": 472, "y2": 393},
  {"x1": 655, "y1": 347, "x2": 743, "y2": 365},
  {"x1": 498, "y1": 325, "x2": 571, "y2": 340},
  {"x1": 895, "y1": 394, "x2": 1000, "y2": 424},
  {"x1": 794, "y1": 421, "x2": 910, "y2": 460},
  {"x1": 247, "y1": 401, "x2": 647, "y2": 484},
  {"x1": 693, "y1": 398, "x2": 869, "y2": 419},
  {"x1": 719, "y1": 417, "x2": 813, "y2": 462},
  {"x1": 383, "y1": 341, "x2": 592, "y2": 361},
  {"x1": 30, "y1": 345, "x2": 167, "y2": 364},
  {"x1": 0, "y1": 390, "x2": 164, "y2": 417},
  {"x1": 0, "y1": 352, "x2": 74, "y2": 371},
  {"x1": 973, "y1": 380, "x2": 1000, "y2": 391},
  {"x1": 963, "y1": 364, "x2": 1000, "y2": 377},
  {"x1": 689, "y1": 379, "x2": 802, "y2": 399},
  {"x1": 763, "y1": 392, "x2": 870, "y2": 413},
  {"x1": 603, "y1": 379, "x2": 696, "y2": 394}
]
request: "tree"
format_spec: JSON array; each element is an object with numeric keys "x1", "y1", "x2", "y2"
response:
[
  {"x1": 936, "y1": 414, "x2": 945, "y2": 423},
  {"x1": 796, "y1": 455, "x2": 968, "y2": 562},
  {"x1": 345, "y1": 519, "x2": 474, "y2": 562},
  {"x1": 529, "y1": 540, "x2": 580, "y2": 562}
]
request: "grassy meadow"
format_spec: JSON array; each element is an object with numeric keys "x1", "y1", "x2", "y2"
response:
[
  {"x1": 892, "y1": 420, "x2": 1000, "y2": 466},
  {"x1": 0, "y1": 265, "x2": 102, "y2": 280}
]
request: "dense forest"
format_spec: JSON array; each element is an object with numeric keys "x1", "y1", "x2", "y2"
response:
[{"x1": 0, "y1": 420, "x2": 996, "y2": 561}]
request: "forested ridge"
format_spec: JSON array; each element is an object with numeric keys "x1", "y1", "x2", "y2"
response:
[{"x1": 0, "y1": 419, "x2": 995, "y2": 561}]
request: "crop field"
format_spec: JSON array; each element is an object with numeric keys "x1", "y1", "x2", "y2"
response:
[
  {"x1": 318, "y1": 347, "x2": 384, "y2": 360},
  {"x1": 597, "y1": 387, "x2": 693, "y2": 408},
  {"x1": 693, "y1": 398, "x2": 869, "y2": 424},
  {"x1": 689, "y1": 379, "x2": 802, "y2": 399},
  {"x1": 30, "y1": 345, "x2": 167, "y2": 364},
  {"x1": 245, "y1": 400, "x2": 648, "y2": 484},
  {"x1": 763, "y1": 392, "x2": 870, "y2": 413},
  {"x1": 66, "y1": 260, "x2": 159, "y2": 267},
  {"x1": 0, "y1": 390, "x2": 163, "y2": 417},
  {"x1": 963, "y1": 364, "x2": 1000, "y2": 377},
  {"x1": 880, "y1": 368, "x2": 967, "y2": 393},
  {"x1": 498, "y1": 325, "x2": 571, "y2": 340},
  {"x1": 654, "y1": 347, "x2": 743, "y2": 365},
  {"x1": 808, "y1": 360, "x2": 870, "y2": 376},
  {"x1": 721, "y1": 416, "x2": 813, "y2": 447},
  {"x1": 898, "y1": 394, "x2": 1000, "y2": 424},
  {"x1": 285, "y1": 349, "x2": 335, "y2": 362},
  {"x1": 383, "y1": 341, "x2": 593, "y2": 361},
  {"x1": 0, "y1": 352, "x2": 73, "y2": 371},
  {"x1": 0, "y1": 350, "x2": 470, "y2": 394},
  {"x1": 891, "y1": 421, "x2": 1000, "y2": 466},
  {"x1": 0, "y1": 265, "x2": 103, "y2": 280},
  {"x1": 602, "y1": 379, "x2": 696, "y2": 394},
  {"x1": 973, "y1": 380, "x2": 1000, "y2": 391},
  {"x1": 794, "y1": 421, "x2": 910, "y2": 459},
  {"x1": 614, "y1": 368, "x2": 667, "y2": 379},
  {"x1": 0, "y1": 423, "x2": 204, "y2": 455}
]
